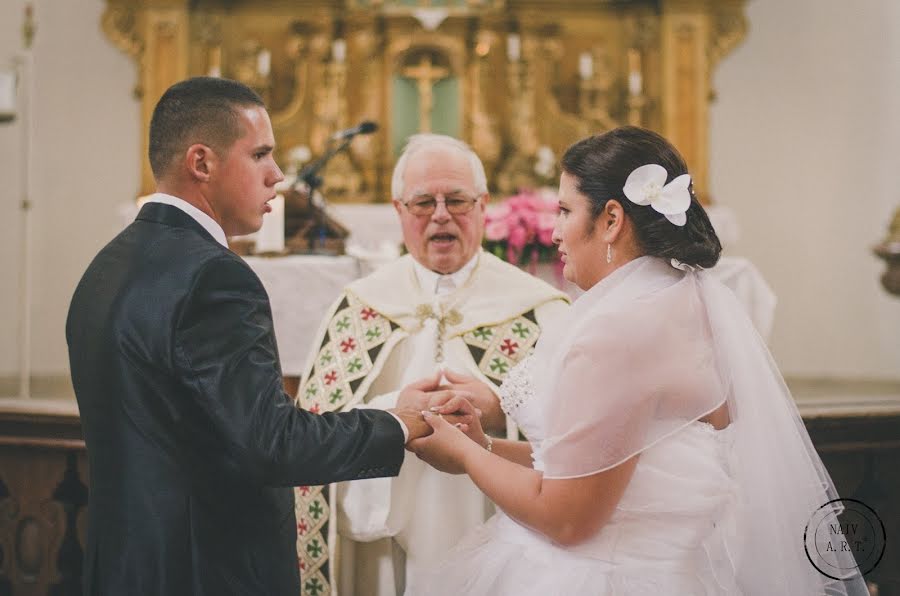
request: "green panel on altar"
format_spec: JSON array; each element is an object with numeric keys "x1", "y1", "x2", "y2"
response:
[
  {"x1": 432, "y1": 77, "x2": 459, "y2": 138},
  {"x1": 392, "y1": 77, "x2": 419, "y2": 158},
  {"x1": 391, "y1": 76, "x2": 460, "y2": 158}
]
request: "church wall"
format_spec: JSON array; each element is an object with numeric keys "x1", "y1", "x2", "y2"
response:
[
  {"x1": 0, "y1": 0, "x2": 139, "y2": 395},
  {"x1": 0, "y1": 0, "x2": 897, "y2": 396},
  {"x1": 0, "y1": 6, "x2": 25, "y2": 389},
  {"x1": 710, "y1": 0, "x2": 900, "y2": 381}
]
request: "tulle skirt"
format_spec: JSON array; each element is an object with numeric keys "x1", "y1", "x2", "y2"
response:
[{"x1": 407, "y1": 512, "x2": 733, "y2": 596}]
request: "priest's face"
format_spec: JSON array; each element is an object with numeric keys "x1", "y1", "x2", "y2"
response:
[
  {"x1": 553, "y1": 171, "x2": 606, "y2": 289},
  {"x1": 394, "y1": 148, "x2": 486, "y2": 275},
  {"x1": 207, "y1": 106, "x2": 284, "y2": 237}
]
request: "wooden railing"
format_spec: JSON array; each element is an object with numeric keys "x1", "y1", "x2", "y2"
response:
[{"x1": 0, "y1": 396, "x2": 897, "y2": 595}]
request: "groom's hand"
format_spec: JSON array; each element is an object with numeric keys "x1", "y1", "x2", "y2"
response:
[{"x1": 390, "y1": 407, "x2": 432, "y2": 443}]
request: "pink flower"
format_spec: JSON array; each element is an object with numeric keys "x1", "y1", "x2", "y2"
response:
[
  {"x1": 537, "y1": 212, "x2": 556, "y2": 246},
  {"x1": 485, "y1": 218, "x2": 509, "y2": 241},
  {"x1": 483, "y1": 188, "x2": 560, "y2": 264}
]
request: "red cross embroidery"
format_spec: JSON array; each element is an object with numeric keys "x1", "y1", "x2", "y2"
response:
[
  {"x1": 309, "y1": 403, "x2": 320, "y2": 414},
  {"x1": 361, "y1": 307, "x2": 377, "y2": 321},
  {"x1": 297, "y1": 519, "x2": 309, "y2": 535},
  {"x1": 299, "y1": 559, "x2": 306, "y2": 571},
  {"x1": 297, "y1": 486, "x2": 311, "y2": 496},
  {"x1": 500, "y1": 339, "x2": 519, "y2": 356},
  {"x1": 340, "y1": 338, "x2": 357, "y2": 353},
  {"x1": 324, "y1": 371, "x2": 338, "y2": 385}
]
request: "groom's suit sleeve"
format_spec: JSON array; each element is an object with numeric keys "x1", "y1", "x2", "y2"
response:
[{"x1": 173, "y1": 253, "x2": 405, "y2": 487}]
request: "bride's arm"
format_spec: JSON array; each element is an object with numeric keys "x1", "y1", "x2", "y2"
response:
[
  {"x1": 486, "y1": 438, "x2": 534, "y2": 468},
  {"x1": 410, "y1": 412, "x2": 638, "y2": 546}
]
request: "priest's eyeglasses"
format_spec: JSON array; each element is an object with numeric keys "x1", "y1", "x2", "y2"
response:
[{"x1": 402, "y1": 193, "x2": 482, "y2": 216}]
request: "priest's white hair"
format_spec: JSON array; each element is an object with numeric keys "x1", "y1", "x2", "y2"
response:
[{"x1": 391, "y1": 134, "x2": 488, "y2": 200}]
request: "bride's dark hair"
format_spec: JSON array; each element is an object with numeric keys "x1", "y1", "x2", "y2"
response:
[{"x1": 560, "y1": 126, "x2": 721, "y2": 268}]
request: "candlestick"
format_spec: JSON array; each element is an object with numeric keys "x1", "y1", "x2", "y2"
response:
[
  {"x1": 578, "y1": 52, "x2": 593, "y2": 81},
  {"x1": 507, "y1": 34, "x2": 521, "y2": 62},
  {"x1": 257, "y1": 49, "x2": 271, "y2": 77},
  {"x1": 332, "y1": 39, "x2": 346, "y2": 64},
  {"x1": 207, "y1": 46, "x2": 222, "y2": 78},
  {"x1": 627, "y1": 48, "x2": 642, "y2": 96}
]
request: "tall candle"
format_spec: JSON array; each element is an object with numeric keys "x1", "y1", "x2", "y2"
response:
[
  {"x1": 332, "y1": 39, "x2": 346, "y2": 64},
  {"x1": 507, "y1": 34, "x2": 521, "y2": 62},
  {"x1": 255, "y1": 195, "x2": 285, "y2": 254},
  {"x1": 627, "y1": 48, "x2": 642, "y2": 95},
  {"x1": 208, "y1": 46, "x2": 222, "y2": 78},
  {"x1": 578, "y1": 52, "x2": 593, "y2": 80},
  {"x1": 257, "y1": 49, "x2": 271, "y2": 77}
]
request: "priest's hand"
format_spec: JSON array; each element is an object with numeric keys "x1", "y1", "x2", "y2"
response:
[
  {"x1": 396, "y1": 372, "x2": 443, "y2": 411},
  {"x1": 397, "y1": 373, "x2": 473, "y2": 414},
  {"x1": 442, "y1": 369, "x2": 506, "y2": 433}
]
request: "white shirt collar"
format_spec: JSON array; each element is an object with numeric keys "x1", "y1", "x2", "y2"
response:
[
  {"x1": 142, "y1": 192, "x2": 229, "y2": 248},
  {"x1": 412, "y1": 250, "x2": 480, "y2": 297}
]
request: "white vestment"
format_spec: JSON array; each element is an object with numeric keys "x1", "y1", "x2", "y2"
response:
[{"x1": 294, "y1": 250, "x2": 569, "y2": 596}]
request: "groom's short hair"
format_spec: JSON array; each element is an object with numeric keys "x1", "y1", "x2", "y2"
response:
[{"x1": 149, "y1": 77, "x2": 265, "y2": 180}]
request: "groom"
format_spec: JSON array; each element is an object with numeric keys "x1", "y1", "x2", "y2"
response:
[{"x1": 66, "y1": 77, "x2": 433, "y2": 595}]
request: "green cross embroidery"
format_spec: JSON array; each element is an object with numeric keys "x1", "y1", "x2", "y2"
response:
[
  {"x1": 304, "y1": 578, "x2": 324, "y2": 596},
  {"x1": 365, "y1": 327, "x2": 382, "y2": 341},
  {"x1": 319, "y1": 351, "x2": 334, "y2": 365},
  {"x1": 329, "y1": 388, "x2": 344, "y2": 404},
  {"x1": 489, "y1": 357, "x2": 509, "y2": 375},
  {"x1": 335, "y1": 316, "x2": 351, "y2": 332},
  {"x1": 306, "y1": 538, "x2": 324, "y2": 558},
  {"x1": 309, "y1": 500, "x2": 324, "y2": 520},
  {"x1": 511, "y1": 322, "x2": 530, "y2": 339},
  {"x1": 473, "y1": 327, "x2": 493, "y2": 341},
  {"x1": 305, "y1": 383, "x2": 318, "y2": 398},
  {"x1": 347, "y1": 357, "x2": 363, "y2": 373}
]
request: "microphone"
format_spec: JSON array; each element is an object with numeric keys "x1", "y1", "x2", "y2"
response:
[{"x1": 330, "y1": 120, "x2": 378, "y2": 141}]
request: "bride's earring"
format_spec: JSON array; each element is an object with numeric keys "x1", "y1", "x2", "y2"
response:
[{"x1": 607, "y1": 243, "x2": 613, "y2": 264}]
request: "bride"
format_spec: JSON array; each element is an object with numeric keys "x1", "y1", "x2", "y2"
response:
[{"x1": 406, "y1": 127, "x2": 869, "y2": 595}]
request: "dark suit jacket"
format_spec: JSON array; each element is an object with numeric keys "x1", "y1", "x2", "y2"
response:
[{"x1": 66, "y1": 202, "x2": 405, "y2": 595}]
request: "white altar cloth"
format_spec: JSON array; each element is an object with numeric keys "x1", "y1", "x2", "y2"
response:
[{"x1": 243, "y1": 255, "x2": 362, "y2": 376}]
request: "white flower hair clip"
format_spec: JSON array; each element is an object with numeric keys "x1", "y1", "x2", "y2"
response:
[{"x1": 622, "y1": 164, "x2": 692, "y2": 226}]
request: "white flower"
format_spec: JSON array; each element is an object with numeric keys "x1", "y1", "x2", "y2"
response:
[{"x1": 622, "y1": 164, "x2": 691, "y2": 226}]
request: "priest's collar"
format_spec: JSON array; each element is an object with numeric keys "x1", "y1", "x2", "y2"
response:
[
  {"x1": 412, "y1": 250, "x2": 480, "y2": 297},
  {"x1": 143, "y1": 192, "x2": 228, "y2": 248}
]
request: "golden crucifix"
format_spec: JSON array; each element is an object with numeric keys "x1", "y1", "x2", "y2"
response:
[{"x1": 402, "y1": 54, "x2": 449, "y2": 133}]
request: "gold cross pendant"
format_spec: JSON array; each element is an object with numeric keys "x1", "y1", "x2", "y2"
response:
[{"x1": 415, "y1": 304, "x2": 463, "y2": 362}]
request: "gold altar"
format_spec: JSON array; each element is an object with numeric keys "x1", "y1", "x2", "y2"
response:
[{"x1": 101, "y1": 0, "x2": 748, "y2": 203}]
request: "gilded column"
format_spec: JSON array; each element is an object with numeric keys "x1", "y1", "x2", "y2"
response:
[{"x1": 103, "y1": 0, "x2": 190, "y2": 197}]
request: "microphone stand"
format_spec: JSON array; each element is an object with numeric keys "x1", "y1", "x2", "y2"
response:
[{"x1": 293, "y1": 135, "x2": 354, "y2": 252}]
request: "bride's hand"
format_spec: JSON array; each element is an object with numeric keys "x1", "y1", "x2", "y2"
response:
[
  {"x1": 427, "y1": 393, "x2": 489, "y2": 451},
  {"x1": 408, "y1": 410, "x2": 482, "y2": 475}
]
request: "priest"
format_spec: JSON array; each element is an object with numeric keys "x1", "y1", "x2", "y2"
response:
[{"x1": 294, "y1": 134, "x2": 570, "y2": 596}]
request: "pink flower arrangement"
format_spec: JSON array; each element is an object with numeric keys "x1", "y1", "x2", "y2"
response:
[{"x1": 483, "y1": 189, "x2": 560, "y2": 267}]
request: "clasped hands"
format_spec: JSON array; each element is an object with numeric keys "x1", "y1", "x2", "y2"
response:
[{"x1": 388, "y1": 370, "x2": 498, "y2": 474}]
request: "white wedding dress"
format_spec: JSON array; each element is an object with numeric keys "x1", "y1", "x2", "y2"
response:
[
  {"x1": 413, "y1": 355, "x2": 739, "y2": 595},
  {"x1": 411, "y1": 257, "x2": 868, "y2": 596}
]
